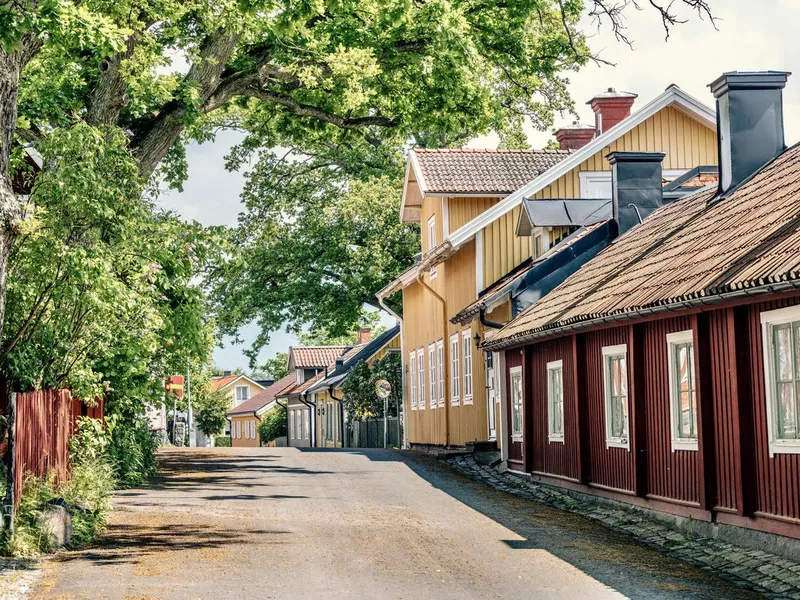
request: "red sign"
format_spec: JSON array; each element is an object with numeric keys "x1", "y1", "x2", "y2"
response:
[{"x1": 165, "y1": 375, "x2": 184, "y2": 398}]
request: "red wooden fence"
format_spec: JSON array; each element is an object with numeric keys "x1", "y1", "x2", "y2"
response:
[{"x1": 8, "y1": 390, "x2": 103, "y2": 507}]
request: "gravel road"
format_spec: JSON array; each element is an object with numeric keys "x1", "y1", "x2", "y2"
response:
[{"x1": 31, "y1": 447, "x2": 758, "y2": 599}]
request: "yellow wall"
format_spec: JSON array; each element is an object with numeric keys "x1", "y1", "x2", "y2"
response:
[
  {"x1": 482, "y1": 106, "x2": 718, "y2": 284},
  {"x1": 449, "y1": 196, "x2": 500, "y2": 232},
  {"x1": 230, "y1": 415, "x2": 260, "y2": 448},
  {"x1": 315, "y1": 389, "x2": 343, "y2": 448},
  {"x1": 226, "y1": 380, "x2": 265, "y2": 411}
]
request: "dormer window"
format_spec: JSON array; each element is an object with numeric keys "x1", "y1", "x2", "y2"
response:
[{"x1": 531, "y1": 227, "x2": 549, "y2": 259}]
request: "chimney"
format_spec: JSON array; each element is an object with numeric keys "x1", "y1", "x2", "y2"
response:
[
  {"x1": 358, "y1": 327, "x2": 371, "y2": 344},
  {"x1": 554, "y1": 122, "x2": 595, "y2": 150},
  {"x1": 223, "y1": 370, "x2": 232, "y2": 377},
  {"x1": 335, "y1": 357, "x2": 345, "y2": 369},
  {"x1": 607, "y1": 151, "x2": 665, "y2": 236},
  {"x1": 588, "y1": 88, "x2": 637, "y2": 135},
  {"x1": 709, "y1": 71, "x2": 790, "y2": 195}
]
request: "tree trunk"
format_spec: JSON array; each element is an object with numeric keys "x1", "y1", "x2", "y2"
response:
[{"x1": 0, "y1": 47, "x2": 27, "y2": 345}]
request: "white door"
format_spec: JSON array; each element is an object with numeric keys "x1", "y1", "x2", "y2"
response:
[{"x1": 487, "y1": 362, "x2": 497, "y2": 440}]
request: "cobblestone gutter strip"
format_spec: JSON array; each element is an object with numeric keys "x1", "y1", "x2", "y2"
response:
[
  {"x1": 0, "y1": 559, "x2": 42, "y2": 600},
  {"x1": 447, "y1": 455, "x2": 800, "y2": 600}
]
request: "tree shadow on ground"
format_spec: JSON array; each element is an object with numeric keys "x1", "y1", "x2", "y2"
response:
[{"x1": 397, "y1": 453, "x2": 758, "y2": 600}]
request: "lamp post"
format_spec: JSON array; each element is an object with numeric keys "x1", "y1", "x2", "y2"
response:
[{"x1": 375, "y1": 379, "x2": 392, "y2": 448}]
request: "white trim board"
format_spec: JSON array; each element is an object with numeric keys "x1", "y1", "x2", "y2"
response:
[{"x1": 448, "y1": 87, "x2": 716, "y2": 249}]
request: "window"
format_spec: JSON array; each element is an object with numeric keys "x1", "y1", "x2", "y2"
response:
[
  {"x1": 667, "y1": 331, "x2": 698, "y2": 451},
  {"x1": 290, "y1": 411, "x2": 296, "y2": 440},
  {"x1": 462, "y1": 330, "x2": 474, "y2": 404},
  {"x1": 428, "y1": 343, "x2": 436, "y2": 410},
  {"x1": 304, "y1": 409, "x2": 310, "y2": 439},
  {"x1": 417, "y1": 348, "x2": 425, "y2": 410},
  {"x1": 510, "y1": 366, "x2": 523, "y2": 438},
  {"x1": 602, "y1": 344, "x2": 629, "y2": 449},
  {"x1": 326, "y1": 401, "x2": 333, "y2": 441},
  {"x1": 531, "y1": 228, "x2": 549, "y2": 259},
  {"x1": 245, "y1": 421, "x2": 250, "y2": 439},
  {"x1": 409, "y1": 351, "x2": 418, "y2": 410},
  {"x1": 450, "y1": 334, "x2": 460, "y2": 405},
  {"x1": 547, "y1": 360, "x2": 564, "y2": 443},
  {"x1": 236, "y1": 420, "x2": 242, "y2": 440},
  {"x1": 427, "y1": 215, "x2": 437, "y2": 278},
  {"x1": 235, "y1": 385, "x2": 249, "y2": 405},
  {"x1": 436, "y1": 340, "x2": 444, "y2": 407},
  {"x1": 761, "y1": 306, "x2": 800, "y2": 456}
]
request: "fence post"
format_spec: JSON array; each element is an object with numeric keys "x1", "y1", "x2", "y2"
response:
[{"x1": 3, "y1": 391, "x2": 16, "y2": 533}]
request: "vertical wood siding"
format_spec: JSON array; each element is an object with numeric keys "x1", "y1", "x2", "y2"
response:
[
  {"x1": 505, "y1": 348, "x2": 525, "y2": 469},
  {"x1": 449, "y1": 196, "x2": 500, "y2": 232},
  {"x1": 12, "y1": 390, "x2": 99, "y2": 508},
  {"x1": 527, "y1": 337, "x2": 579, "y2": 480},
  {"x1": 584, "y1": 327, "x2": 635, "y2": 492},
  {"x1": 641, "y1": 316, "x2": 699, "y2": 504},
  {"x1": 747, "y1": 298, "x2": 800, "y2": 521}
]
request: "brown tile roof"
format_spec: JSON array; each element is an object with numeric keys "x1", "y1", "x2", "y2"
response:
[
  {"x1": 227, "y1": 372, "x2": 296, "y2": 416},
  {"x1": 210, "y1": 375, "x2": 238, "y2": 392},
  {"x1": 278, "y1": 370, "x2": 328, "y2": 398},
  {"x1": 290, "y1": 346, "x2": 347, "y2": 369},
  {"x1": 413, "y1": 148, "x2": 571, "y2": 195},
  {"x1": 485, "y1": 144, "x2": 800, "y2": 349},
  {"x1": 452, "y1": 221, "x2": 610, "y2": 324}
]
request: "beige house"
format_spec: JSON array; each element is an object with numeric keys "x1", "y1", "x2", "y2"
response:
[
  {"x1": 210, "y1": 374, "x2": 267, "y2": 437},
  {"x1": 227, "y1": 372, "x2": 296, "y2": 448}
]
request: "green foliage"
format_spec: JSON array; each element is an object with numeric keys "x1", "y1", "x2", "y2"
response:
[
  {"x1": 261, "y1": 352, "x2": 289, "y2": 380},
  {"x1": 214, "y1": 436, "x2": 231, "y2": 448},
  {"x1": 258, "y1": 406, "x2": 287, "y2": 444},
  {"x1": 342, "y1": 352, "x2": 402, "y2": 420},
  {"x1": 69, "y1": 416, "x2": 115, "y2": 466},
  {"x1": 106, "y1": 415, "x2": 158, "y2": 488},
  {"x1": 298, "y1": 315, "x2": 386, "y2": 347},
  {"x1": 215, "y1": 174, "x2": 418, "y2": 363},
  {"x1": 194, "y1": 388, "x2": 230, "y2": 437}
]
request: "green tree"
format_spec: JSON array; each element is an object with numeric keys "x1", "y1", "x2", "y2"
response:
[
  {"x1": 258, "y1": 405, "x2": 287, "y2": 444},
  {"x1": 341, "y1": 352, "x2": 402, "y2": 420},
  {"x1": 194, "y1": 388, "x2": 230, "y2": 438},
  {"x1": 262, "y1": 352, "x2": 289, "y2": 380},
  {"x1": 1, "y1": 0, "x2": 713, "y2": 368}
]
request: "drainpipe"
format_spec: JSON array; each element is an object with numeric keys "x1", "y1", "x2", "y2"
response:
[
  {"x1": 378, "y1": 292, "x2": 407, "y2": 448},
  {"x1": 329, "y1": 386, "x2": 346, "y2": 448},
  {"x1": 298, "y1": 393, "x2": 316, "y2": 447},
  {"x1": 416, "y1": 271, "x2": 450, "y2": 447},
  {"x1": 275, "y1": 398, "x2": 289, "y2": 447},
  {"x1": 479, "y1": 306, "x2": 504, "y2": 330}
]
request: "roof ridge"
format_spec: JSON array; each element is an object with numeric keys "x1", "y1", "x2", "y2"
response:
[{"x1": 412, "y1": 148, "x2": 570, "y2": 154}]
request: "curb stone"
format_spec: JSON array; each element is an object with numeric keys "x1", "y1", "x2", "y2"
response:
[{"x1": 446, "y1": 455, "x2": 800, "y2": 600}]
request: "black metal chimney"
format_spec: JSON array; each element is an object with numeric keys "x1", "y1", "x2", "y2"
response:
[
  {"x1": 709, "y1": 71, "x2": 790, "y2": 195},
  {"x1": 606, "y1": 151, "x2": 665, "y2": 236}
]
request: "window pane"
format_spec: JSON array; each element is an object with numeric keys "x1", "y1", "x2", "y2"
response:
[
  {"x1": 618, "y1": 357, "x2": 628, "y2": 397},
  {"x1": 779, "y1": 382, "x2": 798, "y2": 439},
  {"x1": 775, "y1": 325, "x2": 793, "y2": 382}
]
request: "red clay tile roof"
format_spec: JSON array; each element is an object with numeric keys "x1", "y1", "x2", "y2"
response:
[
  {"x1": 486, "y1": 144, "x2": 800, "y2": 349},
  {"x1": 413, "y1": 148, "x2": 571, "y2": 195},
  {"x1": 290, "y1": 346, "x2": 347, "y2": 369},
  {"x1": 226, "y1": 372, "x2": 296, "y2": 416},
  {"x1": 210, "y1": 375, "x2": 238, "y2": 392}
]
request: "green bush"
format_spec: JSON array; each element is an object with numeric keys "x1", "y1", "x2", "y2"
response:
[
  {"x1": 214, "y1": 436, "x2": 231, "y2": 447},
  {"x1": 258, "y1": 406, "x2": 286, "y2": 444},
  {"x1": 107, "y1": 417, "x2": 158, "y2": 488}
]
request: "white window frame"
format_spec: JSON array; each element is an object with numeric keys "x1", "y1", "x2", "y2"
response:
[
  {"x1": 428, "y1": 343, "x2": 437, "y2": 410},
  {"x1": 409, "y1": 351, "x2": 418, "y2": 410},
  {"x1": 462, "y1": 330, "x2": 474, "y2": 404},
  {"x1": 436, "y1": 339, "x2": 445, "y2": 408},
  {"x1": 580, "y1": 170, "x2": 688, "y2": 199},
  {"x1": 289, "y1": 412, "x2": 295, "y2": 440},
  {"x1": 510, "y1": 366, "x2": 524, "y2": 440},
  {"x1": 417, "y1": 348, "x2": 425, "y2": 411},
  {"x1": 667, "y1": 330, "x2": 699, "y2": 452},
  {"x1": 427, "y1": 215, "x2": 437, "y2": 279},
  {"x1": 531, "y1": 227, "x2": 550, "y2": 259},
  {"x1": 450, "y1": 333, "x2": 460, "y2": 405},
  {"x1": 235, "y1": 385, "x2": 249, "y2": 405},
  {"x1": 547, "y1": 360, "x2": 564, "y2": 443},
  {"x1": 761, "y1": 305, "x2": 800, "y2": 457},
  {"x1": 602, "y1": 344, "x2": 630, "y2": 450},
  {"x1": 304, "y1": 409, "x2": 310, "y2": 439}
]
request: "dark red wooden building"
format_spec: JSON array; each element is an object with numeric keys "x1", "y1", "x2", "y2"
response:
[{"x1": 487, "y1": 71, "x2": 800, "y2": 538}]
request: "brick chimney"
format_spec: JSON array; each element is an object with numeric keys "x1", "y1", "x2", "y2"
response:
[
  {"x1": 358, "y1": 327, "x2": 371, "y2": 344},
  {"x1": 588, "y1": 88, "x2": 637, "y2": 135},
  {"x1": 554, "y1": 122, "x2": 595, "y2": 150}
]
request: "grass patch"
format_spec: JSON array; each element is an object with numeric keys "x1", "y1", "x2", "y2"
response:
[{"x1": 214, "y1": 436, "x2": 231, "y2": 447}]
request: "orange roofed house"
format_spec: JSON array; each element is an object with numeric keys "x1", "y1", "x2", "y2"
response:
[{"x1": 378, "y1": 85, "x2": 718, "y2": 452}]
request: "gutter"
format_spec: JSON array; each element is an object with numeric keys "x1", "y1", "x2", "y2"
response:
[
  {"x1": 483, "y1": 279, "x2": 800, "y2": 351},
  {"x1": 298, "y1": 392, "x2": 317, "y2": 447}
]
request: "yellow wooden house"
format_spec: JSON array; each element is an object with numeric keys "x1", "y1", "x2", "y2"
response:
[{"x1": 378, "y1": 85, "x2": 718, "y2": 450}]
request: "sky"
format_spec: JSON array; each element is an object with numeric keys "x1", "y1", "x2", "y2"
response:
[{"x1": 158, "y1": 0, "x2": 800, "y2": 372}]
